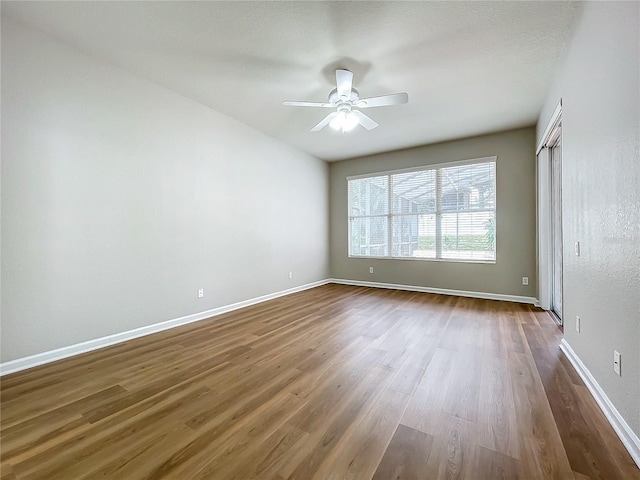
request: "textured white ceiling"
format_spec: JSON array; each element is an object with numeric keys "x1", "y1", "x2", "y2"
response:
[{"x1": 2, "y1": 1, "x2": 580, "y2": 161}]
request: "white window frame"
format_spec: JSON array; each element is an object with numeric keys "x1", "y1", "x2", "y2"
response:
[{"x1": 347, "y1": 156, "x2": 497, "y2": 264}]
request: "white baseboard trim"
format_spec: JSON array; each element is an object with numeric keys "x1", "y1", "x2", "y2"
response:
[
  {"x1": 0, "y1": 279, "x2": 330, "y2": 377},
  {"x1": 329, "y1": 278, "x2": 538, "y2": 305},
  {"x1": 560, "y1": 339, "x2": 640, "y2": 468}
]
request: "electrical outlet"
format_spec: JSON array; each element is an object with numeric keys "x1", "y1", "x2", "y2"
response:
[
  {"x1": 614, "y1": 350, "x2": 621, "y2": 376},
  {"x1": 369, "y1": 267, "x2": 374, "y2": 274},
  {"x1": 288, "y1": 271, "x2": 293, "y2": 279},
  {"x1": 522, "y1": 276, "x2": 529, "y2": 286},
  {"x1": 575, "y1": 316, "x2": 580, "y2": 333},
  {"x1": 198, "y1": 288, "x2": 204, "y2": 298}
]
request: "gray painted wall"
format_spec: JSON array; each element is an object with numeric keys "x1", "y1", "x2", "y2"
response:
[
  {"x1": 537, "y1": 2, "x2": 640, "y2": 436},
  {"x1": 1, "y1": 18, "x2": 329, "y2": 362},
  {"x1": 330, "y1": 128, "x2": 537, "y2": 298}
]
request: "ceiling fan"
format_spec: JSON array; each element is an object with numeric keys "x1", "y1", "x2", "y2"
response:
[{"x1": 283, "y1": 69, "x2": 408, "y2": 133}]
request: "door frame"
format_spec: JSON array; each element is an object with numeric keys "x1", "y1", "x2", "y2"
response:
[{"x1": 536, "y1": 100, "x2": 562, "y2": 323}]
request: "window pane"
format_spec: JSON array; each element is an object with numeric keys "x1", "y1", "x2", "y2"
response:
[
  {"x1": 349, "y1": 216, "x2": 388, "y2": 256},
  {"x1": 391, "y1": 214, "x2": 436, "y2": 258},
  {"x1": 440, "y1": 162, "x2": 495, "y2": 211},
  {"x1": 348, "y1": 158, "x2": 496, "y2": 262},
  {"x1": 391, "y1": 170, "x2": 436, "y2": 214},
  {"x1": 441, "y1": 211, "x2": 495, "y2": 261},
  {"x1": 348, "y1": 176, "x2": 388, "y2": 216}
]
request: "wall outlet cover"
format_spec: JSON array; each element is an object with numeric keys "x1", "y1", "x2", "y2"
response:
[{"x1": 613, "y1": 350, "x2": 621, "y2": 376}]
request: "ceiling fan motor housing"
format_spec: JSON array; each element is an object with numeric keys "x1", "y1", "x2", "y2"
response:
[{"x1": 329, "y1": 88, "x2": 359, "y2": 105}]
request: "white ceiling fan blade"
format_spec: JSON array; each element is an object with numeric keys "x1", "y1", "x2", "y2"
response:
[
  {"x1": 311, "y1": 112, "x2": 338, "y2": 132},
  {"x1": 355, "y1": 92, "x2": 408, "y2": 108},
  {"x1": 336, "y1": 69, "x2": 353, "y2": 100},
  {"x1": 283, "y1": 100, "x2": 332, "y2": 107},
  {"x1": 352, "y1": 110, "x2": 379, "y2": 130}
]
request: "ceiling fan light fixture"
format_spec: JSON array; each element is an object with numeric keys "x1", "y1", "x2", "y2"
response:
[{"x1": 330, "y1": 109, "x2": 359, "y2": 132}]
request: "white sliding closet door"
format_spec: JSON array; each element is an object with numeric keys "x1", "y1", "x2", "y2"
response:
[{"x1": 550, "y1": 134, "x2": 563, "y2": 322}]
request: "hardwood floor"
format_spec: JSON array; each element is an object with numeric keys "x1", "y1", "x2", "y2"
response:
[{"x1": 1, "y1": 284, "x2": 638, "y2": 479}]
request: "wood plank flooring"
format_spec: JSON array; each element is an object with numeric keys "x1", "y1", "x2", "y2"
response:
[{"x1": 1, "y1": 284, "x2": 638, "y2": 479}]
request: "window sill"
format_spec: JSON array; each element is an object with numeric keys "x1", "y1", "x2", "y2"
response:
[{"x1": 347, "y1": 255, "x2": 496, "y2": 265}]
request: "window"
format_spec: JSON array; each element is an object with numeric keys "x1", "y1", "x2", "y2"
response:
[{"x1": 348, "y1": 158, "x2": 496, "y2": 262}]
